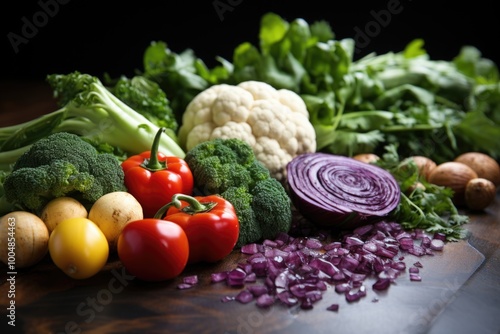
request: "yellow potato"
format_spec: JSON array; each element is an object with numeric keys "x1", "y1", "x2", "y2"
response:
[
  {"x1": 40, "y1": 197, "x2": 88, "y2": 233},
  {"x1": 88, "y1": 191, "x2": 143, "y2": 251},
  {"x1": 0, "y1": 211, "x2": 50, "y2": 268}
]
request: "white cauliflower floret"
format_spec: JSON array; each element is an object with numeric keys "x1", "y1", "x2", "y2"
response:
[{"x1": 178, "y1": 81, "x2": 317, "y2": 181}]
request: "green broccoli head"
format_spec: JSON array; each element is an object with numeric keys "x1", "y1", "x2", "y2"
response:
[
  {"x1": 3, "y1": 132, "x2": 126, "y2": 213},
  {"x1": 185, "y1": 138, "x2": 263, "y2": 193},
  {"x1": 251, "y1": 178, "x2": 292, "y2": 240},
  {"x1": 222, "y1": 186, "x2": 261, "y2": 247},
  {"x1": 185, "y1": 137, "x2": 292, "y2": 247}
]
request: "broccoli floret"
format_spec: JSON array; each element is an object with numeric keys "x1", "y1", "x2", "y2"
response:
[
  {"x1": 0, "y1": 170, "x2": 15, "y2": 215},
  {"x1": 222, "y1": 186, "x2": 261, "y2": 247},
  {"x1": 3, "y1": 132, "x2": 126, "y2": 214},
  {"x1": 0, "y1": 71, "x2": 185, "y2": 170},
  {"x1": 252, "y1": 178, "x2": 292, "y2": 240},
  {"x1": 185, "y1": 138, "x2": 292, "y2": 247}
]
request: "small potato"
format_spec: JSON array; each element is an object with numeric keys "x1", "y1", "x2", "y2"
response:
[
  {"x1": 465, "y1": 178, "x2": 497, "y2": 211},
  {"x1": 0, "y1": 211, "x2": 50, "y2": 268},
  {"x1": 88, "y1": 191, "x2": 144, "y2": 251},
  {"x1": 40, "y1": 197, "x2": 88, "y2": 233},
  {"x1": 352, "y1": 153, "x2": 380, "y2": 164},
  {"x1": 454, "y1": 152, "x2": 500, "y2": 187},
  {"x1": 428, "y1": 161, "x2": 478, "y2": 206}
]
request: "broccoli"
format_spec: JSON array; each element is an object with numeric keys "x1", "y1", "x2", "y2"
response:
[
  {"x1": 2, "y1": 132, "x2": 126, "y2": 215},
  {"x1": 0, "y1": 170, "x2": 15, "y2": 215},
  {"x1": 0, "y1": 71, "x2": 184, "y2": 171},
  {"x1": 185, "y1": 138, "x2": 292, "y2": 247}
]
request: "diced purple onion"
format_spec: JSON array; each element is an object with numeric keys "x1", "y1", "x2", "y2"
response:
[
  {"x1": 208, "y1": 218, "x2": 446, "y2": 312},
  {"x1": 430, "y1": 239, "x2": 445, "y2": 251},
  {"x1": 210, "y1": 272, "x2": 227, "y2": 283},
  {"x1": 372, "y1": 278, "x2": 391, "y2": 291},
  {"x1": 235, "y1": 290, "x2": 254, "y2": 304},
  {"x1": 256, "y1": 294, "x2": 275, "y2": 308},
  {"x1": 327, "y1": 304, "x2": 340, "y2": 312}
]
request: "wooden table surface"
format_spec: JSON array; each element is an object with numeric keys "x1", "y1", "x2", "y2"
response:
[{"x1": 1, "y1": 81, "x2": 499, "y2": 334}]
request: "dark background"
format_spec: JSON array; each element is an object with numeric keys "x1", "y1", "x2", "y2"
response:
[{"x1": 1, "y1": 0, "x2": 500, "y2": 82}]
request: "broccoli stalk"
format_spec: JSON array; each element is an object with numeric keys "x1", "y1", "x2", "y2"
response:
[
  {"x1": 184, "y1": 138, "x2": 292, "y2": 247},
  {"x1": 0, "y1": 72, "x2": 184, "y2": 171}
]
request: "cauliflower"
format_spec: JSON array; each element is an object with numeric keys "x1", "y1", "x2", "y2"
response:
[{"x1": 178, "y1": 81, "x2": 316, "y2": 181}]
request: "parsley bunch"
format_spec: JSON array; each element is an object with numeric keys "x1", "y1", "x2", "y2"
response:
[{"x1": 376, "y1": 145, "x2": 469, "y2": 241}]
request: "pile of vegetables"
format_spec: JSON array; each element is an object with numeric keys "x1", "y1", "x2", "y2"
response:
[{"x1": 1, "y1": 10, "x2": 499, "y2": 315}]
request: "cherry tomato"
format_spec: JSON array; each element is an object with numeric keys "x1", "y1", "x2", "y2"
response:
[
  {"x1": 117, "y1": 218, "x2": 189, "y2": 281},
  {"x1": 49, "y1": 217, "x2": 109, "y2": 279}
]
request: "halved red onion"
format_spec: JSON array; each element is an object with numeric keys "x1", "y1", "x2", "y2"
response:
[{"x1": 287, "y1": 153, "x2": 401, "y2": 230}]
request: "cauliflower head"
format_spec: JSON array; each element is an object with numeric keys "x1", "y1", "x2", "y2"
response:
[{"x1": 178, "y1": 81, "x2": 316, "y2": 181}]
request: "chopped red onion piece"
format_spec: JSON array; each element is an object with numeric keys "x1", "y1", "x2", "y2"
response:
[
  {"x1": 335, "y1": 282, "x2": 351, "y2": 293},
  {"x1": 247, "y1": 284, "x2": 268, "y2": 297},
  {"x1": 344, "y1": 236, "x2": 365, "y2": 247},
  {"x1": 238, "y1": 262, "x2": 253, "y2": 274},
  {"x1": 221, "y1": 296, "x2": 234, "y2": 303},
  {"x1": 277, "y1": 291, "x2": 298, "y2": 306},
  {"x1": 399, "y1": 237, "x2": 414, "y2": 250},
  {"x1": 433, "y1": 232, "x2": 447, "y2": 241},
  {"x1": 305, "y1": 238, "x2": 323, "y2": 249},
  {"x1": 305, "y1": 289, "x2": 323, "y2": 303},
  {"x1": 430, "y1": 239, "x2": 445, "y2": 251},
  {"x1": 244, "y1": 272, "x2": 257, "y2": 283},
  {"x1": 363, "y1": 241, "x2": 378, "y2": 253},
  {"x1": 177, "y1": 283, "x2": 194, "y2": 290},
  {"x1": 345, "y1": 285, "x2": 366, "y2": 302},
  {"x1": 421, "y1": 236, "x2": 432, "y2": 248},
  {"x1": 211, "y1": 272, "x2": 227, "y2": 283},
  {"x1": 372, "y1": 278, "x2": 391, "y2": 291},
  {"x1": 183, "y1": 275, "x2": 198, "y2": 285},
  {"x1": 327, "y1": 304, "x2": 339, "y2": 312},
  {"x1": 409, "y1": 267, "x2": 419, "y2": 274},
  {"x1": 227, "y1": 268, "x2": 247, "y2": 287},
  {"x1": 391, "y1": 261, "x2": 406, "y2": 271},
  {"x1": 235, "y1": 290, "x2": 254, "y2": 304},
  {"x1": 408, "y1": 245, "x2": 426, "y2": 257},
  {"x1": 241, "y1": 243, "x2": 259, "y2": 254},
  {"x1": 300, "y1": 298, "x2": 314, "y2": 310},
  {"x1": 410, "y1": 273, "x2": 422, "y2": 281},
  {"x1": 263, "y1": 239, "x2": 278, "y2": 248},
  {"x1": 256, "y1": 294, "x2": 275, "y2": 308},
  {"x1": 309, "y1": 258, "x2": 339, "y2": 277}
]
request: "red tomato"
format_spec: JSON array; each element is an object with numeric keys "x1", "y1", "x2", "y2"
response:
[{"x1": 117, "y1": 218, "x2": 189, "y2": 281}]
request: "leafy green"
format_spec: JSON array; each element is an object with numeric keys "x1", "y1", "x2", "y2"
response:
[
  {"x1": 375, "y1": 144, "x2": 469, "y2": 241},
  {"x1": 202, "y1": 12, "x2": 500, "y2": 163},
  {"x1": 141, "y1": 41, "x2": 226, "y2": 124}
]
